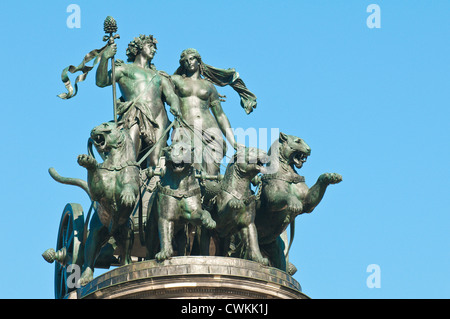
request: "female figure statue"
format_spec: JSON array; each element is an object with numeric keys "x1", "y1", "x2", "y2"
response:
[{"x1": 171, "y1": 48, "x2": 257, "y2": 175}]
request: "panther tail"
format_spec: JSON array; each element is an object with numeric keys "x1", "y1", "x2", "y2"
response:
[{"x1": 48, "y1": 167, "x2": 91, "y2": 199}]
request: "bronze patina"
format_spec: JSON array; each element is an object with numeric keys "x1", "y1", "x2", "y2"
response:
[{"x1": 43, "y1": 16, "x2": 342, "y2": 299}]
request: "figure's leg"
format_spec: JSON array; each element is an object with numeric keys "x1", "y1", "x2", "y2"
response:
[
  {"x1": 174, "y1": 226, "x2": 189, "y2": 256},
  {"x1": 202, "y1": 136, "x2": 224, "y2": 176},
  {"x1": 241, "y1": 225, "x2": 269, "y2": 266},
  {"x1": 113, "y1": 219, "x2": 134, "y2": 265},
  {"x1": 147, "y1": 124, "x2": 169, "y2": 168},
  {"x1": 155, "y1": 217, "x2": 174, "y2": 261},
  {"x1": 79, "y1": 213, "x2": 110, "y2": 286},
  {"x1": 262, "y1": 237, "x2": 287, "y2": 271},
  {"x1": 119, "y1": 167, "x2": 139, "y2": 209},
  {"x1": 303, "y1": 173, "x2": 342, "y2": 213},
  {"x1": 190, "y1": 207, "x2": 216, "y2": 230},
  {"x1": 185, "y1": 195, "x2": 216, "y2": 256},
  {"x1": 128, "y1": 123, "x2": 142, "y2": 160},
  {"x1": 191, "y1": 208, "x2": 216, "y2": 256},
  {"x1": 154, "y1": 193, "x2": 180, "y2": 261},
  {"x1": 145, "y1": 195, "x2": 160, "y2": 260}
]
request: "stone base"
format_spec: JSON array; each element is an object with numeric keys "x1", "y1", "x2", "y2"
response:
[{"x1": 72, "y1": 256, "x2": 308, "y2": 299}]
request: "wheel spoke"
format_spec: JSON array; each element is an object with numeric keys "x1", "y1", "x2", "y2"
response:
[
  {"x1": 55, "y1": 264, "x2": 65, "y2": 299},
  {"x1": 65, "y1": 233, "x2": 74, "y2": 251},
  {"x1": 63, "y1": 216, "x2": 73, "y2": 246},
  {"x1": 54, "y1": 204, "x2": 84, "y2": 299},
  {"x1": 60, "y1": 270, "x2": 66, "y2": 298}
]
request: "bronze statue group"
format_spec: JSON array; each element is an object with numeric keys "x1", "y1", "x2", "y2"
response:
[{"x1": 46, "y1": 30, "x2": 341, "y2": 287}]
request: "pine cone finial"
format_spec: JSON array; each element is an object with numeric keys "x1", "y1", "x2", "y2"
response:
[{"x1": 104, "y1": 16, "x2": 118, "y2": 34}]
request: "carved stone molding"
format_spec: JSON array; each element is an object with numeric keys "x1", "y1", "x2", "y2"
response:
[{"x1": 75, "y1": 256, "x2": 308, "y2": 299}]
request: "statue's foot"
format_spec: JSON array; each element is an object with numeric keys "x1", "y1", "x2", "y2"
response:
[
  {"x1": 249, "y1": 252, "x2": 269, "y2": 266},
  {"x1": 155, "y1": 248, "x2": 173, "y2": 262},
  {"x1": 78, "y1": 267, "x2": 94, "y2": 286}
]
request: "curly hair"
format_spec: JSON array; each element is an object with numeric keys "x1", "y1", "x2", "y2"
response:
[{"x1": 126, "y1": 34, "x2": 158, "y2": 62}]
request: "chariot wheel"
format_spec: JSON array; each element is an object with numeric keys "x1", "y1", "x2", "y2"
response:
[{"x1": 42, "y1": 203, "x2": 85, "y2": 299}]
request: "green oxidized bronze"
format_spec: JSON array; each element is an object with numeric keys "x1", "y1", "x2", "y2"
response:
[
  {"x1": 171, "y1": 48, "x2": 238, "y2": 176},
  {"x1": 43, "y1": 16, "x2": 342, "y2": 299},
  {"x1": 96, "y1": 34, "x2": 179, "y2": 167},
  {"x1": 212, "y1": 146, "x2": 269, "y2": 266},
  {"x1": 145, "y1": 142, "x2": 216, "y2": 262},
  {"x1": 48, "y1": 121, "x2": 140, "y2": 285},
  {"x1": 255, "y1": 133, "x2": 342, "y2": 271}
]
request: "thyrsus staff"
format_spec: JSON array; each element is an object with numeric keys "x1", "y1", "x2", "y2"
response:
[{"x1": 102, "y1": 16, "x2": 120, "y2": 124}]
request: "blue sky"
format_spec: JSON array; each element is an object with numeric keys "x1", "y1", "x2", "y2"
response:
[{"x1": 0, "y1": 1, "x2": 449, "y2": 299}]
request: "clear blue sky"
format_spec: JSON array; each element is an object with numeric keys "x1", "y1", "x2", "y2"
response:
[{"x1": 1, "y1": 0, "x2": 449, "y2": 299}]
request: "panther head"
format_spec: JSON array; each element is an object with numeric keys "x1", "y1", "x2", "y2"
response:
[
  {"x1": 233, "y1": 146, "x2": 269, "y2": 177},
  {"x1": 278, "y1": 132, "x2": 311, "y2": 169},
  {"x1": 163, "y1": 141, "x2": 194, "y2": 174},
  {"x1": 90, "y1": 122, "x2": 125, "y2": 154}
]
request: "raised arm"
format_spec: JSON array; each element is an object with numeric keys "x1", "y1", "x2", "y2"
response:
[{"x1": 96, "y1": 43, "x2": 118, "y2": 88}]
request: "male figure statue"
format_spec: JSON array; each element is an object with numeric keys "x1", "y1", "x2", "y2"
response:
[
  {"x1": 96, "y1": 34, "x2": 180, "y2": 167},
  {"x1": 75, "y1": 35, "x2": 181, "y2": 285}
]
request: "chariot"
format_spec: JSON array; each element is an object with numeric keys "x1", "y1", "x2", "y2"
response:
[
  {"x1": 41, "y1": 198, "x2": 151, "y2": 299},
  {"x1": 41, "y1": 154, "x2": 221, "y2": 299},
  {"x1": 42, "y1": 15, "x2": 341, "y2": 300}
]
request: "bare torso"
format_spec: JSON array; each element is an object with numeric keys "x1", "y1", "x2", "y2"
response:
[
  {"x1": 117, "y1": 63, "x2": 168, "y2": 123},
  {"x1": 171, "y1": 75, "x2": 220, "y2": 131}
]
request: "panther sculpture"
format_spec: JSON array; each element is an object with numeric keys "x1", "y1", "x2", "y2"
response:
[
  {"x1": 212, "y1": 146, "x2": 269, "y2": 266},
  {"x1": 144, "y1": 142, "x2": 216, "y2": 261},
  {"x1": 48, "y1": 122, "x2": 140, "y2": 285},
  {"x1": 255, "y1": 132, "x2": 342, "y2": 271}
]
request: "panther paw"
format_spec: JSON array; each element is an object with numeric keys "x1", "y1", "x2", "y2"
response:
[
  {"x1": 320, "y1": 173, "x2": 343, "y2": 185},
  {"x1": 155, "y1": 248, "x2": 173, "y2": 262},
  {"x1": 121, "y1": 190, "x2": 136, "y2": 207},
  {"x1": 287, "y1": 201, "x2": 303, "y2": 214},
  {"x1": 229, "y1": 198, "x2": 245, "y2": 211},
  {"x1": 77, "y1": 154, "x2": 97, "y2": 169},
  {"x1": 249, "y1": 253, "x2": 269, "y2": 266},
  {"x1": 202, "y1": 216, "x2": 216, "y2": 229}
]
